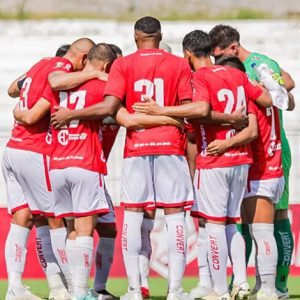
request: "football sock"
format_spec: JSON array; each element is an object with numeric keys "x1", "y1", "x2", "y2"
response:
[
  {"x1": 206, "y1": 222, "x2": 228, "y2": 296},
  {"x1": 72, "y1": 236, "x2": 94, "y2": 297},
  {"x1": 36, "y1": 225, "x2": 65, "y2": 291},
  {"x1": 226, "y1": 224, "x2": 247, "y2": 286},
  {"x1": 165, "y1": 212, "x2": 186, "y2": 292},
  {"x1": 6, "y1": 223, "x2": 30, "y2": 293},
  {"x1": 274, "y1": 218, "x2": 294, "y2": 292},
  {"x1": 50, "y1": 227, "x2": 71, "y2": 288},
  {"x1": 251, "y1": 223, "x2": 277, "y2": 294},
  {"x1": 65, "y1": 238, "x2": 76, "y2": 290},
  {"x1": 197, "y1": 226, "x2": 213, "y2": 289},
  {"x1": 94, "y1": 237, "x2": 115, "y2": 291},
  {"x1": 122, "y1": 211, "x2": 144, "y2": 291},
  {"x1": 139, "y1": 218, "x2": 154, "y2": 289},
  {"x1": 238, "y1": 223, "x2": 253, "y2": 265}
]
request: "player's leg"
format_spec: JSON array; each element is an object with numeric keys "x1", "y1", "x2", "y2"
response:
[
  {"x1": 34, "y1": 216, "x2": 69, "y2": 298},
  {"x1": 191, "y1": 167, "x2": 231, "y2": 299},
  {"x1": 94, "y1": 186, "x2": 118, "y2": 300},
  {"x1": 2, "y1": 148, "x2": 41, "y2": 300},
  {"x1": 227, "y1": 164, "x2": 250, "y2": 299},
  {"x1": 139, "y1": 209, "x2": 155, "y2": 299},
  {"x1": 274, "y1": 151, "x2": 293, "y2": 298},
  {"x1": 120, "y1": 156, "x2": 155, "y2": 300},
  {"x1": 70, "y1": 168, "x2": 109, "y2": 299},
  {"x1": 154, "y1": 155, "x2": 194, "y2": 300}
]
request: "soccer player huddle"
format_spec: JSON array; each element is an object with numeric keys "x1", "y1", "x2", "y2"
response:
[{"x1": 3, "y1": 15, "x2": 295, "y2": 300}]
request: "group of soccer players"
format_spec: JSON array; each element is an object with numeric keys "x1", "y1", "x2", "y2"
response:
[{"x1": 2, "y1": 15, "x2": 295, "y2": 300}]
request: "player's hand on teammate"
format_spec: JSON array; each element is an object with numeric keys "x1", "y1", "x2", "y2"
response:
[
  {"x1": 51, "y1": 106, "x2": 72, "y2": 129},
  {"x1": 231, "y1": 106, "x2": 248, "y2": 131},
  {"x1": 133, "y1": 97, "x2": 163, "y2": 115},
  {"x1": 206, "y1": 139, "x2": 229, "y2": 156}
]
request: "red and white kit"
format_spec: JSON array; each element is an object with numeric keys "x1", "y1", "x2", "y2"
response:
[
  {"x1": 2, "y1": 57, "x2": 73, "y2": 215},
  {"x1": 244, "y1": 101, "x2": 284, "y2": 203},
  {"x1": 105, "y1": 48, "x2": 194, "y2": 208},
  {"x1": 43, "y1": 79, "x2": 109, "y2": 217},
  {"x1": 191, "y1": 66, "x2": 263, "y2": 221}
]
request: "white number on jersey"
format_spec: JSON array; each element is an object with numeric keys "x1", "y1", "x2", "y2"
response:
[
  {"x1": 19, "y1": 77, "x2": 32, "y2": 111},
  {"x1": 59, "y1": 90, "x2": 86, "y2": 128},
  {"x1": 266, "y1": 107, "x2": 276, "y2": 141},
  {"x1": 217, "y1": 86, "x2": 246, "y2": 114},
  {"x1": 134, "y1": 78, "x2": 164, "y2": 106}
]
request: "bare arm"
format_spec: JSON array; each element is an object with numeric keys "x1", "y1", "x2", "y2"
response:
[
  {"x1": 186, "y1": 132, "x2": 197, "y2": 181},
  {"x1": 206, "y1": 113, "x2": 258, "y2": 156},
  {"x1": 255, "y1": 88, "x2": 272, "y2": 108},
  {"x1": 48, "y1": 70, "x2": 108, "y2": 91},
  {"x1": 7, "y1": 73, "x2": 26, "y2": 98},
  {"x1": 51, "y1": 95, "x2": 122, "y2": 129},
  {"x1": 13, "y1": 98, "x2": 51, "y2": 125},
  {"x1": 281, "y1": 69, "x2": 295, "y2": 92},
  {"x1": 114, "y1": 106, "x2": 183, "y2": 129},
  {"x1": 287, "y1": 92, "x2": 295, "y2": 111}
]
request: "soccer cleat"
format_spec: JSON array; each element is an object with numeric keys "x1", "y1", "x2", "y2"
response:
[
  {"x1": 49, "y1": 287, "x2": 72, "y2": 300},
  {"x1": 216, "y1": 292, "x2": 231, "y2": 300},
  {"x1": 275, "y1": 289, "x2": 289, "y2": 299},
  {"x1": 188, "y1": 285, "x2": 215, "y2": 300},
  {"x1": 6, "y1": 286, "x2": 42, "y2": 300},
  {"x1": 141, "y1": 287, "x2": 150, "y2": 299},
  {"x1": 231, "y1": 282, "x2": 251, "y2": 299},
  {"x1": 120, "y1": 290, "x2": 143, "y2": 300},
  {"x1": 93, "y1": 289, "x2": 120, "y2": 300},
  {"x1": 167, "y1": 290, "x2": 189, "y2": 300},
  {"x1": 249, "y1": 289, "x2": 278, "y2": 300}
]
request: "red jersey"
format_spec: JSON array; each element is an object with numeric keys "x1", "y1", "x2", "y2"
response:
[
  {"x1": 194, "y1": 66, "x2": 263, "y2": 169},
  {"x1": 7, "y1": 57, "x2": 73, "y2": 155},
  {"x1": 104, "y1": 48, "x2": 192, "y2": 158},
  {"x1": 248, "y1": 102, "x2": 283, "y2": 180},
  {"x1": 100, "y1": 125, "x2": 120, "y2": 160},
  {"x1": 43, "y1": 79, "x2": 107, "y2": 174}
]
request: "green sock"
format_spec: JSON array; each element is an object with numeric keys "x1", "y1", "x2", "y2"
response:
[
  {"x1": 229, "y1": 224, "x2": 252, "y2": 290},
  {"x1": 274, "y1": 218, "x2": 294, "y2": 293}
]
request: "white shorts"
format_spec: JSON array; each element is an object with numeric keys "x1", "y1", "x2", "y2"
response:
[
  {"x1": 97, "y1": 184, "x2": 116, "y2": 224},
  {"x1": 244, "y1": 176, "x2": 285, "y2": 204},
  {"x1": 50, "y1": 168, "x2": 109, "y2": 218},
  {"x1": 2, "y1": 147, "x2": 54, "y2": 216},
  {"x1": 191, "y1": 164, "x2": 249, "y2": 222},
  {"x1": 121, "y1": 155, "x2": 194, "y2": 208}
]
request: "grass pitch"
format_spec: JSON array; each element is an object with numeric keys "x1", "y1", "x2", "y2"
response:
[{"x1": 0, "y1": 277, "x2": 300, "y2": 299}]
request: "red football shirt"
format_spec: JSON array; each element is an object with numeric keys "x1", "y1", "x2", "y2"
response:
[
  {"x1": 247, "y1": 101, "x2": 283, "y2": 180},
  {"x1": 104, "y1": 48, "x2": 192, "y2": 157},
  {"x1": 43, "y1": 79, "x2": 107, "y2": 174},
  {"x1": 100, "y1": 125, "x2": 120, "y2": 160},
  {"x1": 194, "y1": 66, "x2": 263, "y2": 169},
  {"x1": 7, "y1": 57, "x2": 73, "y2": 155}
]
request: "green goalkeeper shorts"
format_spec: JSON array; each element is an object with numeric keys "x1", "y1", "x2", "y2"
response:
[{"x1": 276, "y1": 150, "x2": 292, "y2": 210}]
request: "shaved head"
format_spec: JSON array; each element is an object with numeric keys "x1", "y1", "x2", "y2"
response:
[{"x1": 70, "y1": 38, "x2": 95, "y2": 55}]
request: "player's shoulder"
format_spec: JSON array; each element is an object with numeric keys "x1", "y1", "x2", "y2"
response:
[{"x1": 250, "y1": 52, "x2": 280, "y2": 70}]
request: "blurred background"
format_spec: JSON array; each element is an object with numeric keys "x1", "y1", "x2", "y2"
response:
[{"x1": 0, "y1": 0, "x2": 299, "y2": 284}]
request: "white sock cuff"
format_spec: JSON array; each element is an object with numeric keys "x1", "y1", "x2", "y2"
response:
[
  {"x1": 50, "y1": 227, "x2": 67, "y2": 237},
  {"x1": 251, "y1": 223, "x2": 274, "y2": 233},
  {"x1": 66, "y1": 238, "x2": 76, "y2": 249},
  {"x1": 124, "y1": 210, "x2": 144, "y2": 220},
  {"x1": 76, "y1": 236, "x2": 94, "y2": 250},
  {"x1": 165, "y1": 212, "x2": 185, "y2": 222},
  {"x1": 11, "y1": 223, "x2": 30, "y2": 235},
  {"x1": 206, "y1": 222, "x2": 225, "y2": 232}
]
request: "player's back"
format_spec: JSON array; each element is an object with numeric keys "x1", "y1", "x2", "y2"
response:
[
  {"x1": 105, "y1": 48, "x2": 192, "y2": 157},
  {"x1": 194, "y1": 66, "x2": 260, "y2": 169},
  {"x1": 7, "y1": 56, "x2": 72, "y2": 155},
  {"x1": 49, "y1": 79, "x2": 107, "y2": 174}
]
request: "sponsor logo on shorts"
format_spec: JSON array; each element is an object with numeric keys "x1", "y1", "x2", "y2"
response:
[
  {"x1": 209, "y1": 235, "x2": 220, "y2": 270},
  {"x1": 176, "y1": 225, "x2": 185, "y2": 254}
]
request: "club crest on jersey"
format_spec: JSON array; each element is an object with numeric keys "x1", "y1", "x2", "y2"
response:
[
  {"x1": 58, "y1": 130, "x2": 69, "y2": 146},
  {"x1": 55, "y1": 62, "x2": 64, "y2": 68}
]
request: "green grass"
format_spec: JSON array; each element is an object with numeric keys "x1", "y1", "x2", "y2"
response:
[{"x1": 1, "y1": 277, "x2": 300, "y2": 299}]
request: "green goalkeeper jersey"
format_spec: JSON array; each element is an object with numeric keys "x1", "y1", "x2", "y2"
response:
[{"x1": 243, "y1": 52, "x2": 291, "y2": 154}]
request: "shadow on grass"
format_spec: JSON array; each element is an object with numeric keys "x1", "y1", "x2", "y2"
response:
[{"x1": 289, "y1": 295, "x2": 300, "y2": 299}]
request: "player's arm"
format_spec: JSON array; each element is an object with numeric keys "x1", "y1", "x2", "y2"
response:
[
  {"x1": 281, "y1": 69, "x2": 295, "y2": 92},
  {"x1": 48, "y1": 70, "x2": 107, "y2": 91},
  {"x1": 206, "y1": 113, "x2": 257, "y2": 156},
  {"x1": 7, "y1": 73, "x2": 26, "y2": 98},
  {"x1": 186, "y1": 132, "x2": 197, "y2": 180},
  {"x1": 51, "y1": 95, "x2": 121, "y2": 129},
  {"x1": 287, "y1": 92, "x2": 295, "y2": 111},
  {"x1": 13, "y1": 97, "x2": 51, "y2": 125},
  {"x1": 114, "y1": 106, "x2": 182, "y2": 129}
]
